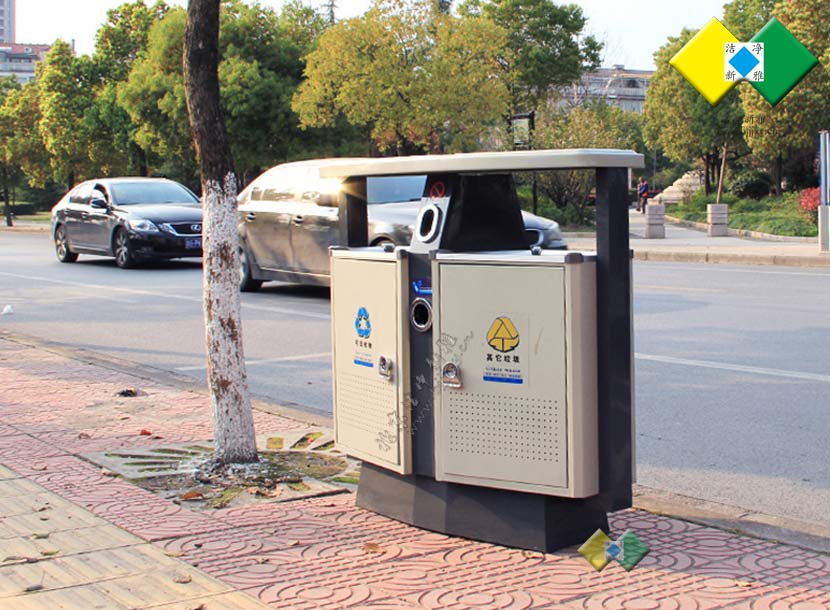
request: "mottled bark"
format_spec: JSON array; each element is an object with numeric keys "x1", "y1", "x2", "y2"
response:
[{"x1": 183, "y1": 0, "x2": 257, "y2": 464}]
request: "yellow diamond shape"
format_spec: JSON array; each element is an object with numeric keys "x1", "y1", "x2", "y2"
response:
[
  {"x1": 486, "y1": 316, "x2": 520, "y2": 353},
  {"x1": 578, "y1": 529, "x2": 612, "y2": 571},
  {"x1": 670, "y1": 17, "x2": 739, "y2": 105}
]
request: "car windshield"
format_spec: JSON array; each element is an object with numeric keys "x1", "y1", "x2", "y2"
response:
[
  {"x1": 367, "y1": 175, "x2": 426, "y2": 204},
  {"x1": 110, "y1": 182, "x2": 199, "y2": 205}
]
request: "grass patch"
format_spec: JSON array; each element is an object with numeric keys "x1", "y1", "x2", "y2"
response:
[
  {"x1": 291, "y1": 431, "x2": 324, "y2": 450},
  {"x1": 206, "y1": 486, "x2": 245, "y2": 509},
  {"x1": 668, "y1": 191, "x2": 817, "y2": 237},
  {"x1": 11, "y1": 211, "x2": 51, "y2": 223}
]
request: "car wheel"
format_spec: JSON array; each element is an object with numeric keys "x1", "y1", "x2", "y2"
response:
[
  {"x1": 114, "y1": 228, "x2": 137, "y2": 269},
  {"x1": 239, "y1": 246, "x2": 262, "y2": 292},
  {"x1": 54, "y1": 225, "x2": 79, "y2": 263}
]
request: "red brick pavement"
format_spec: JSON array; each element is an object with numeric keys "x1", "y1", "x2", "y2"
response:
[{"x1": 1, "y1": 336, "x2": 829, "y2": 609}]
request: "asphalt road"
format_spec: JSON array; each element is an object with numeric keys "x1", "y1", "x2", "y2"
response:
[{"x1": 1, "y1": 230, "x2": 829, "y2": 528}]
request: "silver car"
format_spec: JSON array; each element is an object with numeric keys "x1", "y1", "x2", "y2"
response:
[{"x1": 237, "y1": 160, "x2": 565, "y2": 290}]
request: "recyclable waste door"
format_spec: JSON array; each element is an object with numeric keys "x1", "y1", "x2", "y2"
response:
[{"x1": 330, "y1": 248, "x2": 411, "y2": 474}]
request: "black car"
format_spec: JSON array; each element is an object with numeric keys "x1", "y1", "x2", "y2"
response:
[{"x1": 50, "y1": 177, "x2": 203, "y2": 268}]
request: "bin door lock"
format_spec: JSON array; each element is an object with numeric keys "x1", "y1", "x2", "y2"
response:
[
  {"x1": 378, "y1": 356, "x2": 393, "y2": 380},
  {"x1": 442, "y1": 362, "x2": 462, "y2": 388}
]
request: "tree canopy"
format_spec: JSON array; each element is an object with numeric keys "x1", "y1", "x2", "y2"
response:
[{"x1": 293, "y1": 0, "x2": 510, "y2": 154}]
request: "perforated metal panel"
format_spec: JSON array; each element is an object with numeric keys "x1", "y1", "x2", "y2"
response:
[
  {"x1": 433, "y1": 256, "x2": 598, "y2": 497},
  {"x1": 447, "y1": 392, "x2": 565, "y2": 486},
  {"x1": 331, "y1": 251, "x2": 411, "y2": 473}
]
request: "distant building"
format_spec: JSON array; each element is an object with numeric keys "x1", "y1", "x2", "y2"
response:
[
  {"x1": 0, "y1": 43, "x2": 50, "y2": 84},
  {"x1": 1, "y1": 0, "x2": 14, "y2": 44},
  {"x1": 561, "y1": 64, "x2": 653, "y2": 113}
]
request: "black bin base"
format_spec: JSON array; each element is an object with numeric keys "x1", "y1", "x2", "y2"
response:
[{"x1": 357, "y1": 463, "x2": 610, "y2": 553}]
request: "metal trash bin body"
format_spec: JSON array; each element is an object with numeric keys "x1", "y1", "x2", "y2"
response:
[
  {"x1": 324, "y1": 149, "x2": 643, "y2": 552},
  {"x1": 431, "y1": 251, "x2": 598, "y2": 498}
]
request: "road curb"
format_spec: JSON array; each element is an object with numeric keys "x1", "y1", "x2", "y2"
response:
[
  {"x1": 0, "y1": 224, "x2": 50, "y2": 233},
  {"x1": 634, "y1": 485, "x2": 830, "y2": 554},
  {"x1": 633, "y1": 249, "x2": 830, "y2": 267},
  {"x1": 0, "y1": 329, "x2": 334, "y2": 429}
]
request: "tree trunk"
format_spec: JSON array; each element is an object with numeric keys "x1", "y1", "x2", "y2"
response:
[
  {"x1": 702, "y1": 154, "x2": 711, "y2": 195},
  {"x1": 3, "y1": 166, "x2": 12, "y2": 227},
  {"x1": 183, "y1": 0, "x2": 257, "y2": 464},
  {"x1": 774, "y1": 153, "x2": 782, "y2": 196},
  {"x1": 715, "y1": 144, "x2": 728, "y2": 205}
]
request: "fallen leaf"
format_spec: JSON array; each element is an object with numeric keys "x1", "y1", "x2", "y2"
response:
[
  {"x1": 254, "y1": 487, "x2": 281, "y2": 498},
  {"x1": 139, "y1": 429, "x2": 152, "y2": 436},
  {"x1": 31, "y1": 533, "x2": 49, "y2": 540},
  {"x1": 286, "y1": 540, "x2": 300, "y2": 547},
  {"x1": 188, "y1": 605, "x2": 206, "y2": 610},
  {"x1": 151, "y1": 435, "x2": 164, "y2": 440},
  {"x1": 172, "y1": 573, "x2": 192, "y2": 584},
  {"x1": 101, "y1": 469, "x2": 118, "y2": 477},
  {"x1": 39, "y1": 517, "x2": 49, "y2": 521},
  {"x1": 119, "y1": 416, "x2": 130, "y2": 420},
  {"x1": 33, "y1": 504, "x2": 51, "y2": 513},
  {"x1": 77, "y1": 432, "x2": 91, "y2": 440},
  {"x1": 735, "y1": 580, "x2": 753, "y2": 588},
  {"x1": 40, "y1": 550, "x2": 59, "y2": 557},
  {"x1": 23, "y1": 584, "x2": 44, "y2": 593},
  {"x1": 165, "y1": 551, "x2": 184, "y2": 558},
  {"x1": 179, "y1": 491, "x2": 203, "y2": 501},
  {"x1": 255, "y1": 557, "x2": 270, "y2": 564},
  {"x1": 362, "y1": 542, "x2": 384, "y2": 554},
  {"x1": 118, "y1": 388, "x2": 139, "y2": 397},
  {"x1": 30, "y1": 465, "x2": 47, "y2": 472}
]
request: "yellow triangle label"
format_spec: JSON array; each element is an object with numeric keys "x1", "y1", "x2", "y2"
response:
[{"x1": 486, "y1": 316, "x2": 520, "y2": 353}]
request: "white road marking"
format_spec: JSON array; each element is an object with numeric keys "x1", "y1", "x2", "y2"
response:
[
  {"x1": 636, "y1": 353, "x2": 830, "y2": 383},
  {"x1": 0, "y1": 272, "x2": 330, "y2": 320},
  {"x1": 635, "y1": 283, "x2": 723, "y2": 294},
  {"x1": 175, "y1": 351, "x2": 331, "y2": 372}
]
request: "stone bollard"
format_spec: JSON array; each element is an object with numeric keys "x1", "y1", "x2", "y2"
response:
[
  {"x1": 644, "y1": 202, "x2": 665, "y2": 238},
  {"x1": 819, "y1": 206, "x2": 829, "y2": 253},
  {"x1": 707, "y1": 203, "x2": 728, "y2": 237}
]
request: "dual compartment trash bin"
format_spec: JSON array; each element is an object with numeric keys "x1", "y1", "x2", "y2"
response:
[{"x1": 321, "y1": 150, "x2": 642, "y2": 551}]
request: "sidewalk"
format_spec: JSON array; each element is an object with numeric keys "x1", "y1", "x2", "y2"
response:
[
  {"x1": 565, "y1": 209, "x2": 830, "y2": 268},
  {"x1": 1, "y1": 331, "x2": 829, "y2": 609}
]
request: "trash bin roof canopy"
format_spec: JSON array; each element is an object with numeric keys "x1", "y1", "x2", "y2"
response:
[{"x1": 317, "y1": 148, "x2": 644, "y2": 179}]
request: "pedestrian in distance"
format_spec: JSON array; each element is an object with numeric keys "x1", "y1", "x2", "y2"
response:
[{"x1": 637, "y1": 176, "x2": 649, "y2": 213}]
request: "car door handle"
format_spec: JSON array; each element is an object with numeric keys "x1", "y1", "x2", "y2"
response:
[
  {"x1": 246, "y1": 213, "x2": 256, "y2": 221},
  {"x1": 292, "y1": 215, "x2": 304, "y2": 225}
]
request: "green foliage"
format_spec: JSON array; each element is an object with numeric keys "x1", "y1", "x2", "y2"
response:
[
  {"x1": 671, "y1": 191, "x2": 817, "y2": 236},
  {"x1": 293, "y1": 0, "x2": 510, "y2": 154},
  {"x1": 722, "y1": 0, "x2": 774, "y2": 40},
  {"x1": 740, "y1": 0, "x2": 830, "y2": 174},
  {"x1": 95, "y1": 1, "x2": 170, "y2": 81},
  {"x1": 37, "y1": 41, "x2": 99, "y2": 185},
  {"x1": 470, "y1": 0, "x2": 601, "y2": 110},
  {"x1": 726, "y1": 168, "x2": 771, "y2": 199},
  {"x1": 531, "y1": 101, "x2": 643, "y2": 225}
]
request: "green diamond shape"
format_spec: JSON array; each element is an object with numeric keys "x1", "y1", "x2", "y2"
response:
[
  {"x1": 616, "y1": 529, "x2": 650, "y2": 571},
  {"x1": 750, "y1": 17, "x2": 818, "y2": 105},
  {"x1": 578, "y1": 529, "x2": 612, "y2": 571}
]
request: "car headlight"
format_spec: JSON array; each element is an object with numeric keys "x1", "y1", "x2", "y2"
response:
[{"x1": 128, "y1": 218, "x2": 160, "y2": 232}]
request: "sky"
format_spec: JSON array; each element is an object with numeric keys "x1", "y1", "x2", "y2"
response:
[{"x1": 16, "y1": 0, "x2": 729, "y2": 70}]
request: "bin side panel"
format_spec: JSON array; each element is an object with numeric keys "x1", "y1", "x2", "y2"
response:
[
  {"x1": 435, "y1": 263, "x2": 569, "y2": 492},
  {"x1": 332, "y1": 256, "x2": 407, "y2": 472}
]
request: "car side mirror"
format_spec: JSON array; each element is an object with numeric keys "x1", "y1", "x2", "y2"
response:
[
  {"x1": 316, "y1": 193, "x2": 338, "y2": 207},
  {"x1": 89, "y1": 198, "x2": 108, "y2": 210}
]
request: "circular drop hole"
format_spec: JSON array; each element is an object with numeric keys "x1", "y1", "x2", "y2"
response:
[
  {"x1": 410, "y1": 298, "x2": 432, "y2": 332},
  {"x1": 415, "y1": 204, "x2": 441, "y2": 243}
]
